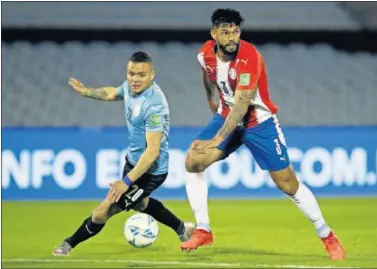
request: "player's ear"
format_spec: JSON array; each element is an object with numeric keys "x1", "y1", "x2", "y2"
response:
[
  {"x1": 151, "y1": 69, "x2": 155, "y2": 81},
  {"x1": 210, "y1": 28, "x2": 216, "y2": 40}
]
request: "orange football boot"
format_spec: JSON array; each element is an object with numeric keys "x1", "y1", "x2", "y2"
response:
[
  {"x1": 180, "y1": 229, "x2": 213, "y2": 251},
  {"x1": 321, "y1": 231, "x2": 345, "y2": 260}
]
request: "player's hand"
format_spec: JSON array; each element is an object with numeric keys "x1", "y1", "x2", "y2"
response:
[
  {"x1": 195, "y1": 137, "x2": 222, "y2": 154},
  {"x1": 107, "y1": 180, "x2": 128, "y2": 203},
  {"x1": 68, "y1": 77, "x2": 88, "y2": 95},
  {"x1": 208, "y1": 100, "x2": 219, "y2": 114}
]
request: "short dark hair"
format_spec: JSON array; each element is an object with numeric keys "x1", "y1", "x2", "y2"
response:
[
  {"x1": 129, "y1": 51, "x2": 152, "y2": 63},
  {"x1": 211, "y1": 8, "x2": 244, "y2": 27}
]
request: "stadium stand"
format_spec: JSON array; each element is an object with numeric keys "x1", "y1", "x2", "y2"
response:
[
  {"x1": 344, "y1": 2, "x2": 377, "y2": 29},
  {"x1": 3, "y1": 42, "x2": 376, "y2": 127},
  {"x1": 2, "y1": 2, "x2": 360, "y2": 30},
  {"x1": 2, "y1": 2, "x2": 376, "y2": 127}
]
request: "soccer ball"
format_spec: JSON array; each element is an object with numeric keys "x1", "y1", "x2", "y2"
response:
[{"x1": 124, "y1": 213, "x2": 159, "y2": 248}]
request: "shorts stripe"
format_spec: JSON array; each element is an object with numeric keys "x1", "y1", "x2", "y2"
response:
[{"x1": 272, "y1": 115, "x2": 287, "y2": 146}]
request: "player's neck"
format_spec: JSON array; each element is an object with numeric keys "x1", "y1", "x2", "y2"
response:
[{"x1": 216, "y1": 49, "x2": 235, "y2": 63}]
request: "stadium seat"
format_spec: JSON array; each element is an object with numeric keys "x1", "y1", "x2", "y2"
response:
[
  {"x1": 2, "y1": 42, "x2": 376, "y2": 126},
  {"x1": 2, "y1": 2, "x2": 360, "y2": 30}
]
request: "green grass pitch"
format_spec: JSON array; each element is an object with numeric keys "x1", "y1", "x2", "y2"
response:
[{"x1": 2, "y1": 198, "x2": 377, "y2": 268}]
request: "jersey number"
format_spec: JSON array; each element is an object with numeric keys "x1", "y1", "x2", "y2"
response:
[
  {"x1": 220, "y1": 81, "x2": 230, "y2": 94},
  {"x1": 125, "y1": 184, "x2": 144, "y2": 202}
]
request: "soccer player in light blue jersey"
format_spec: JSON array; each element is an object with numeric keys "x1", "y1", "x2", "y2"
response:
[{"x1": 53, "y1": 51, "x2": 194, "y2": 256}]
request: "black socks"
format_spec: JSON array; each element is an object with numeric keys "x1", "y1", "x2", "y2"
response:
[
  {"x1": 66, "y1": 216, "x2": 105, "y2": 248},
  {"x1": 143, "y1": 198, "x2": 184, "y2": 235}
]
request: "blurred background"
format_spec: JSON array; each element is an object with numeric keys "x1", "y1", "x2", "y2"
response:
[{"x1": 2, "y1": 1, "x2": 377, "y2": 201}]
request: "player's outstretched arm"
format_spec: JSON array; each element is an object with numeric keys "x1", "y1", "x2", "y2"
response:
[
  {"x1": 126, "y1": 131, "x2": 162, "y2": 182},
  {"x1": 68, "y1": 77, "x2": 123, "y2": 101},
  {"x1": 201, "y1": 70, "x2": 219, "y2": 114},
  {"x1": 215, "y1": 89, "x2": 256, "y2": 141}
]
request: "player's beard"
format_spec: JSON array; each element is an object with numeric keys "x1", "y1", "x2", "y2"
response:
[{"x1": 218, "y1": 43, "x2": 239, "y2": 56}]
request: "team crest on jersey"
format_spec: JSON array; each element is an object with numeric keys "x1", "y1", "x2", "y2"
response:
[{"x1": 229, "y1": 68, "x2": 237, "y2": 80}]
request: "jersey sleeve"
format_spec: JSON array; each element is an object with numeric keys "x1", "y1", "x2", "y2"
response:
[
  {"x1": 117, "y1": 80, "x2": 128, "y2": 97},
  {"x1": 197, "y1": 40, "x2": 217, "y2": 73},
  {"x1": 197, "y1": 52, "x2": 206, "y2": 72},
  {"x1": 236, "y1": 48, "x2": 264, "y2": 91},
  {"x1": 144, "y1": 99, "x2": 168, "y2": 132}
]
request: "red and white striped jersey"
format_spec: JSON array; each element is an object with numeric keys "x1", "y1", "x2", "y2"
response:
[{"x1": 197, "y1": 40, "x2": 278, "y2": 128}]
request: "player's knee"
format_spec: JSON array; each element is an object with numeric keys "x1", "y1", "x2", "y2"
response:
[
  {"x1": 185, "y1": 160, "x2": 205, "y2": 173},
  {"x1": 92, "y1": 203, "x2": 111, "y2": 223},
  {"x1": 92, "y1": 208, "x2": 107, "y2": 223},
  {"x1": 185, "y1": 151, "x2": 201, "y2": 173},
  {"x1": 106, "y1": 204, "x2": 122, "y2": 219},
  {"x1": 186, "y1": 148, "x2": 212, "y2": 173}
]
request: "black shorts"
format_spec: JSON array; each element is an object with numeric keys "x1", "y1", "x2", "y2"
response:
[{"x1": 115, "y1": 157, "x2": 167, "y2": 211}]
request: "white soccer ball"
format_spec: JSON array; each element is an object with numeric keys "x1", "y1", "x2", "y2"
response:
[{"x1": 124, "y1": 213, "x2": 159, "y2": 248}]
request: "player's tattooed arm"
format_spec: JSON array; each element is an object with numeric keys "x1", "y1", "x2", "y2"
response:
[
  {"x1": 201, "y1": 70, "x2": 219, "y2": 113},
  {"x1": 215, "y1": 89, "x2": 256, "y2": 140},
  {"x1": 202, "y1": 70, "x2": 216, "y2": 100},
  {"x1": 82, "y1": 87, "x2": 123, "y2": 101},
  {"x1": 68, "y1": 78, "x2": 123, "y2": 101}
]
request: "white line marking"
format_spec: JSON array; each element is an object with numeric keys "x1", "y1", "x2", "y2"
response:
[{"x1": 2, "y1": 259, "x2": 357, "y2": 268}]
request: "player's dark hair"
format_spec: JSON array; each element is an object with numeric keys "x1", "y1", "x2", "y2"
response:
[
  {"x1": 129, "y1": 51, "x2": 152, "y2": 63},
  {"x1": 211, "y1": 8, "x2": 244, "y2": 27}
]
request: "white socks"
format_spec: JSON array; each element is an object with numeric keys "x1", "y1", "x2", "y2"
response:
[
  {"x1": 185, "y1": 172, "x2": 210, "y2": 231},
  {"x1": 185, "y1": 172, "x2": 330, "y2": 237},
  {"x1": 290, "y1": 182, "x2": 331, "y2": 238}
]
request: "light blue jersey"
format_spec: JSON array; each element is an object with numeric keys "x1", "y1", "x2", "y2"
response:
[{"x1": 117, "y1": 81, "x2": 169, "y2": 175}]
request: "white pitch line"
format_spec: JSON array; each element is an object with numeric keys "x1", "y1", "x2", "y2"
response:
[{"x1": 2, "y1": 258, "x2": 357, "y2": 269}]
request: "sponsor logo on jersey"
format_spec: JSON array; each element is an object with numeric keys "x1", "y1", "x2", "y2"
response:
[
  {"x1": 150, "y1": 114, "x2": 161, "y2": 126},
  {"x1": 239, "y1": 73, "x2": 251, "y2": 86}
]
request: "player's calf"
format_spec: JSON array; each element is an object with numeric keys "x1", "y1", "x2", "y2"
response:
[
  {"x1": 138, "y1": 197, "x2": 195, "y2": 242},
  {"x1": 185, "y1": 142, "x2": 224, "y2": 235},
  {"x1": 270, "y1": 165, "x2": 299, "y2": 196},
  {"x1": 269, "y1": 165, "x2": 343, "y2": 258},
  {"x1": 52, "y1": 200, "x2": 121, "y2": 256}
]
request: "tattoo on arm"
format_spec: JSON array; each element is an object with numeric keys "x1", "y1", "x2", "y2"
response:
[
  {"x1": 83, "y1": 87, "x2": 123, "y2": 101},
  {"x1": 216, "y1": 89, "x2": 256, "y2": 139}
]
